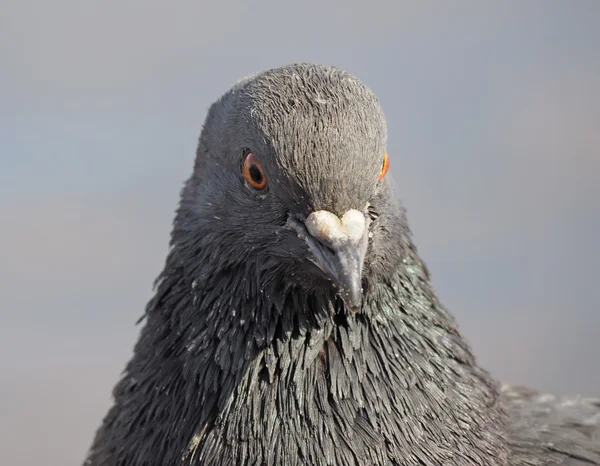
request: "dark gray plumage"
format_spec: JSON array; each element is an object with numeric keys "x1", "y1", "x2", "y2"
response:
[{"x1": 84, "y1": 63, "x2": 600, "y2": 465}]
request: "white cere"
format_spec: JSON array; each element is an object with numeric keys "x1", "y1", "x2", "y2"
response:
[{"x1": 305, "y1": 209, "x2": 366, "y2": 245}]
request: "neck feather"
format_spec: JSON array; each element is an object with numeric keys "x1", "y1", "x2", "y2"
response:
[{"x1": 89, "y1": 240, "x2": 509, "y2": 465}]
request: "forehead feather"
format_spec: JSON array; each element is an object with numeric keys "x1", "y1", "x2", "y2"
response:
[{"x1": 244, "y1": 64, "x2": 388, "y2": 213}]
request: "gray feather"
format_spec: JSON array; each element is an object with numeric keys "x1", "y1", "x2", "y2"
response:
[
  {"x1": 503, "y1": 384, "x2": 600, "y2": 465},
  {"x1": 84, "y1": 63, "x2": 600, "y2": 466}
]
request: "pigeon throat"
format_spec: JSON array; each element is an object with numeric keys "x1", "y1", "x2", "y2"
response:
[{"x1": 125, "y1": 255, "x2": 510, "y2": 464}]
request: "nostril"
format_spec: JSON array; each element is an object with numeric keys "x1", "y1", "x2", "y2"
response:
[{"x1": 316, "y1": 239, "x2": 336, "y2": 257}]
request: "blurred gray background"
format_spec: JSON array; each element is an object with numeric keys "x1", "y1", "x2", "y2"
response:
[{"x1": 1, "y1": 1, "x2": 599, "y2": 464}]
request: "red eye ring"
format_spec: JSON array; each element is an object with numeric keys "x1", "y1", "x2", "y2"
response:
[
  {"x1": 243, "y1": 153, "x2": 267, "y2": 190},
  {"x1": 379, "y1": 152, "x2": 390, "y2": 181}
]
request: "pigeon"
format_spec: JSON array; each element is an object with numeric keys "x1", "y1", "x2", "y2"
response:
[{"x1": 84, "y1": 63, "x2": 600, "y2": 465}]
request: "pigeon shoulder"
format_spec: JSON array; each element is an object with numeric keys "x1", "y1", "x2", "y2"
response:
[{"x1": 502, "y1": 383, "x2": 600, "y2": 465}]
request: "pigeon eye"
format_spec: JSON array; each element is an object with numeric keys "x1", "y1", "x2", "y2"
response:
[
  {"x1": 378, "y1": 152, "x2": 390, "y2": 181},
  {"x1": 243, "y1": 152, "x2": 267, "y2": 190}
]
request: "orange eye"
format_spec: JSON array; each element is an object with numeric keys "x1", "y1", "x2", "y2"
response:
[
  {"x1": 378, "y1": 152, "x2": 390, "y2": 181},
  {"x1": 243, "y1": 152, "x2": 267, "y2": 190}
]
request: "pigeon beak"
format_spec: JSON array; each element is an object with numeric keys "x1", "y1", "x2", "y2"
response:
[
  {"x1": 310, "y1": 238, "x2": 368, "y2": 313},
  {"x1": 299, "y1": 209, "x2": 370, "y2": 313}
]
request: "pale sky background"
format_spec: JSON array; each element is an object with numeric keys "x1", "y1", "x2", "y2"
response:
[{"x1": 1, "y1": 1, "x2": 599, "y2": 465}]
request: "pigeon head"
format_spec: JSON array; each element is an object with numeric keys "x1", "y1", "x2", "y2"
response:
[{"x1": 175, "y1": 64, "x2": 401, "y2": 314}]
